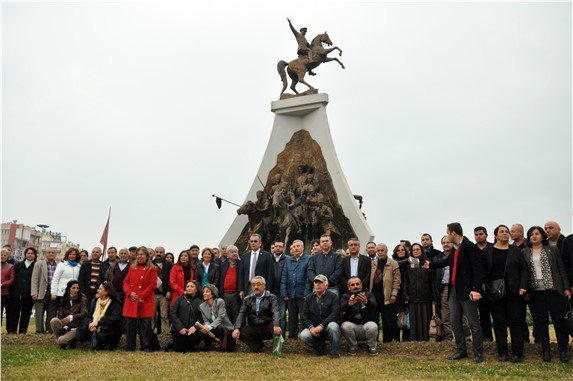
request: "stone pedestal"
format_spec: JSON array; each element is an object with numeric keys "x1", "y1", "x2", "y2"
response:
[{"x1": 221, "y1": 93, "x2": 374, "y2": 251}]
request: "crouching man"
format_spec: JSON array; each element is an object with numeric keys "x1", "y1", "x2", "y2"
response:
[
  {"x1": 341, "y1": 277, "x2": 379, "y2": 356},
  {"x1": 232, "y1": 276, "x2": 281, "y2": 352},
  {"x1": 300, "y1": 274, "x2": 341, "y2": 358}
]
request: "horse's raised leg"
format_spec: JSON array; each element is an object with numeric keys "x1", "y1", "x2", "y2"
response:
[{"x1": 323, "y1": 56, "x2": 345, "y2": 69}]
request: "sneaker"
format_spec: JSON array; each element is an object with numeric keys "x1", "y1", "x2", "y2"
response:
[
  {"x1": 369, "y1": 348, "x2": 379, "y2": 356},
  {"x1": 330, "y1": 354, "x2": 340, "y2": 359},
  {"x1": 348, "y1": 347, "x2": 357, "y2": 356}
]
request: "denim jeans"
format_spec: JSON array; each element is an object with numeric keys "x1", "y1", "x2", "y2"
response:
[{"x1": 299, "y1": 321, "x2": 340, "y2": 355}]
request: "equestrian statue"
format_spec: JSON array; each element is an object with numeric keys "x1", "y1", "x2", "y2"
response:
[{"x1": 278, "y1": 18, "x2": 345, "y2": 97}]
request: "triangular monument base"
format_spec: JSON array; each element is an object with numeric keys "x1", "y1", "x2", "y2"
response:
[{"x1": 221, "y1": 93, "x2": 374, "y2": 251}]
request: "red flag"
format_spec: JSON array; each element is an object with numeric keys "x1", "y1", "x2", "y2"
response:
[{"x1": 100, "y1": 208, "x2": 111, "y2": 260}]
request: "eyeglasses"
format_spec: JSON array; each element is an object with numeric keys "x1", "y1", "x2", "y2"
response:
[{"x1": 348, "y1": 243, "x2": 359, "y2": 246}]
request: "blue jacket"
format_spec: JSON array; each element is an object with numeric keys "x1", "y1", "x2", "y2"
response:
[{"x1": 280, "y1": 253, "x2": 312, "y2": 298}]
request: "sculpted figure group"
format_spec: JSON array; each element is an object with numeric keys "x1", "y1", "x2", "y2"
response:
[{"x1": 237, "y1": 166, "x2": 338, "y2": 246}]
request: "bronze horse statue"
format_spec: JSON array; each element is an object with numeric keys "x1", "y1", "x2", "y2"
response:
[{"x1": 278, "y1": 32, "x2": 344, "y2": 95}]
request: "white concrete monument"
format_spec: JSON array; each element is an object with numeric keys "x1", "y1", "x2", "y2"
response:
[{"x1": 221, "y1": 93, "x2": 374, "y2": 250}]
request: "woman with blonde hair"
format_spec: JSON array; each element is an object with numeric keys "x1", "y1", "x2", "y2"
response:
[{"x1": 123, "y1": 246, "x2": 158, "y2": 352}]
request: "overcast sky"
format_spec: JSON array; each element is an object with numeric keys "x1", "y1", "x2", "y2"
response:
[{"x1": 3, "y1": 1, "x2": 571, "y2": 255}]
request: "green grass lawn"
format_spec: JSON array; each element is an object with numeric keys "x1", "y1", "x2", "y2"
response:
[{"x1": 2, "y1": 319, "x2": 571, "y2": 381}]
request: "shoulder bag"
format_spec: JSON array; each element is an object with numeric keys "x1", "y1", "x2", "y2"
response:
[{"x1": 429, "y1": 302, "x2": 444, "y2": 339}]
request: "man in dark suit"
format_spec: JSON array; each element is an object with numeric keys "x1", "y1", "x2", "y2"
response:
[
  {"x1": 238, "y1": 234, "x2": 274, "y2": 299},
  {"x1": 429, "y1": 222, "x2": 484, "y2": 363},
  {"x1": 341, "y1": 238, "x2": 371, "y2": 291}
]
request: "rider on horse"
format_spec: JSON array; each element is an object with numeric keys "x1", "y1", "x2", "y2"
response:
[{"x1": 288, "y1": 18, "x2": 317, "y2": 76}]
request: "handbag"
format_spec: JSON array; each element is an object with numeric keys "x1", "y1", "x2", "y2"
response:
[
  {"x1": 485, "y1": 252, "x2": 508, "y2": 302},
  {"x1": 220, "y1": 328, "x2": 236, "y2": 352},
  {"x1": 429, "y1": 302, "x2": 444, "y2": 339},
  {"x1": 565, "y1": 298, "x2": 573, "y2": 335},
  {"x1": 396, "y1": 302, "x2": 408, "y2": 329},
  {"x1": 485, "y1": 278, "x2": 507, "y2": 301}
]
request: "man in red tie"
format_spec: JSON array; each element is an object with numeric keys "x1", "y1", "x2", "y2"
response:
[{"x1": 429, "y1": 222, "x2": 484, "y2": 363}]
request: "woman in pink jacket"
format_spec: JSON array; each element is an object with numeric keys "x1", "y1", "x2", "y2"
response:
[
  {"x1": 1, "y1": 248, "x2": 15, "y2": 321},
  {"x1": 123, "y1": 246, "x2": 157, "y2": 352}
]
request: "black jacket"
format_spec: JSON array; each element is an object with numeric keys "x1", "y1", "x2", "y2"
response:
[
  {"x1": 10, "y1": 260, "x2": 36, "y2": 298},
  {"x1": 340, "y1": 291, "x2": 378, "y2": 325},
  {"x1": 84, "y1": 298, "x2": 123, "y2": 335},
  {"x1": 78, "y1": 260, "x2": 100, "y2": 301},
  {"x1": 301, "y1": 290, "x2": 340, "y2": 329},
  {"x1": 307, "y1": 251, "x2": 343, "y2": 287},
  {"x1": 153, "y1": 260, "x2": 172, "y2": 295},
  {"x1": 195, "y1": 263, "x2": 220, "y2": 288},
  {"x1": 218, "y1": 261, "x2": 240, "y2": 297},
  {"x1": 403, "y1": 266, "x2": 434, "y2": 303},
  {"x1": 170, "y1": 294, "x2": 203, "y2": 332},
  {"x1": 561, "y1": 234, "x2": 573, "y2": 286},
  {"x1": 432, "y1": 251, "x2": 450, "y2": 301},
  {"x1": 271, "y1": 254, "x2": 287, "y2": 295},
  {"x1": 341, "y1": 255, "x2": 372, "y2": 290},
  {"x1": 425, "y1": 246, "x2": 443, "y2": 262},
  {"x1": 234, "y1": 290, "x2": 280, "y2": 328},
  {"x1": 522, "y1": 245, "x2": 570, "y2": 294},
  {"x1": 482, "y1": 245, "x2": 528, "y2": 294},
  {"x1": 431, "y1": 236, "x2": 483, "y2": 301}
]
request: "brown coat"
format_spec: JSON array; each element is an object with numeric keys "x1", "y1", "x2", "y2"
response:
[{"x1": 369, "y1": 257, "x2": 401, "y2": 305}]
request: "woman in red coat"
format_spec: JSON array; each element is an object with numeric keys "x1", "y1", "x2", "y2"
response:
[
  {"x1": 169, "y1": 250, "x2": 194, "y2": 308},
  {"x1": 123, "y1": 246, "x2": 157, "y2": 352}
]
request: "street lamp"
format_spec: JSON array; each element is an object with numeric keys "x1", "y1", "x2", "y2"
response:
[{"x1": 37, "y1": 224, "x2": 49, "y2": 253}]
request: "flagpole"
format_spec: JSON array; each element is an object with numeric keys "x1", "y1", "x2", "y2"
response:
[{"x1": 100, "y1": 207, "x2": 111, "y2": 260}]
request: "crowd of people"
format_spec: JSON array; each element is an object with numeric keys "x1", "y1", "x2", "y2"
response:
[{"x1": 1, "y1": 220, "x2": 572, "y2": 364}]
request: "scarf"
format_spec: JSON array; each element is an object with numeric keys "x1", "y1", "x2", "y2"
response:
[
  {"x1": 67, "y1": 259, "x2": 78, "y2": 267},
  {"x1": 92, "y1": 297, "x2": 112, "y2": 325},
  {"x1": 529, "y1": 247, "x2": 554, "y2": 290}
]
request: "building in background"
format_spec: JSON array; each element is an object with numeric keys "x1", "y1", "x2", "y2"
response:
[{"x1": 1, "y1": 220, "x2": 78, "y2": 261}]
